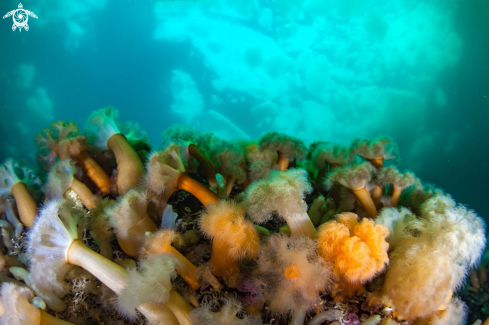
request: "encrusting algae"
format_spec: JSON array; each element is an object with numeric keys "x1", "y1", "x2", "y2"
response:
[{"x1": 0, "y1": 106, "x2": 487, "y2": 325}]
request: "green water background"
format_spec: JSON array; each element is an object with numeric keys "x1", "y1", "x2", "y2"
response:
[{"x1": 0, "y1": 0, "x2": 488, "y2": 226}]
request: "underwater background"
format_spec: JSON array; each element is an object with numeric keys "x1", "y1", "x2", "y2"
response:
[{"x1": 1, "y1": 0, "x2": 488, "y2": 221}]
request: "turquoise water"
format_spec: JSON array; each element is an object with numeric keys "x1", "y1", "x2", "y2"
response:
[
  {"x1": 2, "y1": 0, "x2": 488, "y2": 218},
  {"x1": 1, "y1": 0, "x2": 489, "y2": 320}
]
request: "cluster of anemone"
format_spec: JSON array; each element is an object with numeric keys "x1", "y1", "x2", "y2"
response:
[{"x1": 0, "y1": 108, "x2": 486, "y2": 325}]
